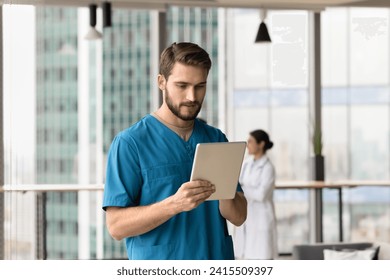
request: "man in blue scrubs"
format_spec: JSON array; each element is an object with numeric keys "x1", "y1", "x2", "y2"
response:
[{"x1": 103, "y1": 42, "x2": 247, "y2": 260}]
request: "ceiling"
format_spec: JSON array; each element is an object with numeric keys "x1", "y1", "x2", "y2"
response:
[{"x1": 2, "y1": 0, "x2": 390, "y2": 11}]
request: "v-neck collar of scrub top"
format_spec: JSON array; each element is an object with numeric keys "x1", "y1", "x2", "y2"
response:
[{"x1": 149, "y1": 113, "x2": 198, "y2": 144}]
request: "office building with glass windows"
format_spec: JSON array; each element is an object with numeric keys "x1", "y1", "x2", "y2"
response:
[{"x1": 35, "y1": 7, "x2": 79, "y2": 259}]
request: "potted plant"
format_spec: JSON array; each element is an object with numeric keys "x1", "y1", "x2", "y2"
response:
[
  {"x1": 311, "y1": 124, "x2": 325, "y2": 181},
  {"x1": 310, "y1": 122, "x2": 325, "y2": 243}
]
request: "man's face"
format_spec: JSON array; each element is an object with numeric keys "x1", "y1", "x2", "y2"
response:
[{"x1": 158, "y1": 62, "x2": 208, "y2": 121}]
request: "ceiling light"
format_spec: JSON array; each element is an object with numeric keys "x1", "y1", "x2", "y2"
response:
[
  {"x1": 255, "y1": 9, "x2": 271, "y2": 43},
  {"x1": 84, "y1": 4, "x2": 102, "y2": 40}
]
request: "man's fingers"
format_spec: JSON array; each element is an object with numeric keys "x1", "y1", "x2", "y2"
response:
[
  {"x1": 183, "y1": 183, "x2": 215, "y2": 196},
  {"x1": 175, "y1": 181, "x2": 216, "y2": 212},
  {"x1": 187, "y1": 180, "x2": 212, "y2": 187}
]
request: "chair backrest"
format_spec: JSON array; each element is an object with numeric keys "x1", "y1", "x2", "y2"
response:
[{"x1": 292, "y1": 242, "x2": 374, "y2": 260}]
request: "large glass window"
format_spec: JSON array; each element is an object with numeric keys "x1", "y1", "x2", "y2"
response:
[
  {"x1": 228, "y1": 9, "x2": 310, "y2": 253},
  {"x1": 322, "y1": 8, "x2": 390, "y2": 243}
]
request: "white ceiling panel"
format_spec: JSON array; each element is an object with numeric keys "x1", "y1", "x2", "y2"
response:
[{"x1": 1, "y1": 0, "x2": 389, "y2": 11}]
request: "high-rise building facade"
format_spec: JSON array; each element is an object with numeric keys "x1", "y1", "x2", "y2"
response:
[
  {"x1": 101, "y1": 9, "x2": 154, "y2": 259},
  {"x1": 36, "y1": 7, "x2": 79, "y2": 259}
]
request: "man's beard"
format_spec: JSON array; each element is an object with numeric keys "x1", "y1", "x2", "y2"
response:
[{"x1": 165, "y1": 88, "x2": 203, "y2": 121}]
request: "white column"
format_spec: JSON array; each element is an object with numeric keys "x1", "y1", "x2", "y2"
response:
[
  {"x1": 226, "y1": 9, "x2": 235, "y2": 139},
  {"x1": 150, "y1": 10, "x2": 160, "y2": 110},
  {"x1": 95, "y1": 10, "x2": 104, "y2": 260},
  {"x1": 217, "y1": 8, "x2": 227, "y2": 134},
  {"x1": 77, "y1": 7, "x2": 91, "y2": 259},
  {"x1": 151, "y1": 10, "x2": 166, "y2": 109}
]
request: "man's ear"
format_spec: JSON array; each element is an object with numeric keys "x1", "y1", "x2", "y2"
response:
[{"x1": 158, "y1": 74, "x2": 166, "y2": 91}]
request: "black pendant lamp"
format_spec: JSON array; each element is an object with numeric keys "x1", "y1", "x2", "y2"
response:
[
  {"x1": 255, "y1": 9, "x2": 271, "y2": 43},
  {"x1": 84, "y1": 3, "x2": 102, "y2": 40},
  {"x1": 102, "y1": 2, "x2": 112, "y2": 28}
]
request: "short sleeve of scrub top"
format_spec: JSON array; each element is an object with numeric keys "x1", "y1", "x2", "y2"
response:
[{"x1": 103, "y1": 132, "x2": 141, "y2": 209}]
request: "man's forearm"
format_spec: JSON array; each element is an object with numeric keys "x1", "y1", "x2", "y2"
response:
[
  {"x1": 106, "y1": 197, "x2": 179, "y2": 240},
  {"x1": 219, "y1": 192, "x2": 247, "y2": 226}
]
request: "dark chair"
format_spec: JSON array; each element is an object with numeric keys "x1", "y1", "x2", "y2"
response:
[{"x1": 292, "y1": 242, "x2": 374, "y2": 260}]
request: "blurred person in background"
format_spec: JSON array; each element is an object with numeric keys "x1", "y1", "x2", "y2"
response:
[{"x1": 234, "y1": 129, "x2": 278, "y2": 259}]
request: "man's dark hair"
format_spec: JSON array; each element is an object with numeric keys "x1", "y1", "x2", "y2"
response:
[{"x1": 159, "y1": 42, "x2": 212, "y2": 79}]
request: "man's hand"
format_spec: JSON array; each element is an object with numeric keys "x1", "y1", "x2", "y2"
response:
[{"x1": 169, "y1": 180, "x2": 215, "y2": 212}]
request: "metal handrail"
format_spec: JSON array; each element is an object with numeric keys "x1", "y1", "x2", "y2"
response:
[
  {"x1": 0, "y1": 184, "x2": 104, "y2": 192},
  {"x1": 2, "y1": 180, "x2": 390, "y2": 192}
]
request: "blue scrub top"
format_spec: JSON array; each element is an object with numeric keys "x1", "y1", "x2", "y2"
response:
[{"x1": 103, "y1": 115, "x2": 241, "y2": 260}]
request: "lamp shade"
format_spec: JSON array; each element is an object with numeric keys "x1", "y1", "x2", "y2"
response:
[
  {"x1": 255, "y1": 21, "x2": 271, "y2": 43},
  {"x1": 84, "y1": 26, "x2": 103, "y2": 40}
]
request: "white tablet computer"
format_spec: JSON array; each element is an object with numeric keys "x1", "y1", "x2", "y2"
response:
[{"x1": 190, "y1": 141, "x2": 246, "y2": 200}]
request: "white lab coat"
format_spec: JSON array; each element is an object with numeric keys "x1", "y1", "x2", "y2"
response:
[{"x1": 234, "y1": 155, "x2": 278, "y2": 259}]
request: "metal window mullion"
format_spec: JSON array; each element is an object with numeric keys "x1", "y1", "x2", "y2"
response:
[{"x1": 308, "y1": 11, "x2": 323, "y2": 243}]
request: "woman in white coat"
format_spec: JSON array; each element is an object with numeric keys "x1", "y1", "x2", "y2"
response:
[{"x1": 234, "y1": 129, "x2": 277, "y2": 259}]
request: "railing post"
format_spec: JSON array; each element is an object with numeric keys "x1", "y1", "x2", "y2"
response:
[{"x1": 36, "y1": 193, "x2": 47, "y2": 259}]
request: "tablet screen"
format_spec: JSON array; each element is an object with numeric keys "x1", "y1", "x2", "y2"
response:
[{"x1": 190, "y1": 142, "x2": 246, "y2": 200}]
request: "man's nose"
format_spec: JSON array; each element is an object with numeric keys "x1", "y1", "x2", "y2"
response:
[{"x1": 186, "y1": 87, "x2": 196, "y2": 101}]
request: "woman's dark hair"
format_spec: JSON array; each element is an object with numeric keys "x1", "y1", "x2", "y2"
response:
[
  {"x1": 250, "y1": 129, "x2": 274, "y2": 152},
  {"x1": 159, "y1": 42, "x2": 212, "y2": 80}
]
